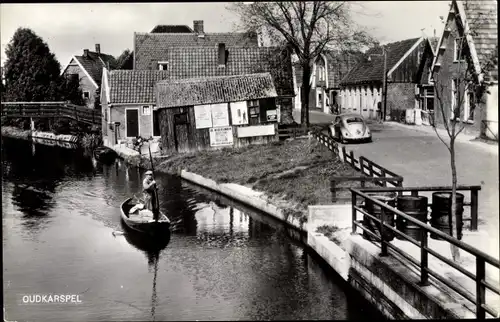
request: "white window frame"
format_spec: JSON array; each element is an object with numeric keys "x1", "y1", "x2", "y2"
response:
[
  {"x1": 158, "y1": 61, "x2": 169, "y2": 71},
  {"x1": 142, "y1": 105, "x2": 151, "y2": 116},
  {"x1": 464, "y1": 89, "x2": 475, "y2": 123},
  {"x1": 454, "y1": 37, "x2": 465, "y2": 62}
]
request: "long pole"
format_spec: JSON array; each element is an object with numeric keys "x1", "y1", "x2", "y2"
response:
[
  {"x1": 148, "y1": 144, "x2": 160, "y2": 222},
  {"x1": 382, "y1": 47, "x2": 388, "y2": 121}
]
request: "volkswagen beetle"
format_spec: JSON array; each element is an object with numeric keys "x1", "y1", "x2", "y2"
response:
[{"x1": 329, "y1": 113, "x2": 372, "y2": 143}]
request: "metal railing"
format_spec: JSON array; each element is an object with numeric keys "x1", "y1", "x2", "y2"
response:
[
  {"x1": 1, "y1": 101, "x2": 101, "y2": 125},
  {"x1": 350, "y1": 186, "x2": 499, "y2": 319},
  {"x1": 330, "y1": 176, "x2": 403, "y2": 203}
]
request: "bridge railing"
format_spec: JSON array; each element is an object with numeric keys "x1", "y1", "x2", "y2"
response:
[
  {"x1": 1, "y1": 101, "x2": 101, "y2": 125},
  {"x1": 350, "y1": 187, "x2": 499, "y2": 319}
]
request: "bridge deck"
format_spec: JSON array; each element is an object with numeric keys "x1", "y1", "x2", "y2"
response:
[{"x1": 1, "y1": 102, "x2": 102, "y2": 125}]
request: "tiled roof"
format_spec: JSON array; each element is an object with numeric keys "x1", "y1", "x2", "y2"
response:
[
  {"x1": 108, "y1": 70, "x2": 170, "y2": 104},
  {"x1": 141, "y1": 46, "x2": 294, "y2": 97},
  {"x1": 340, "y1": 37, "x2": 421, "y2": 85},
  {"x1": 74, "y1": 51, "x2": 115, "y2": 85},
  {"x1": 463, "y1": 0, "x2": 498, "y2": 81},
  {"x1": 324, "y1": 50, "x2": 365, "y2": 88},
  {"x1": 150, "y1": 25, "x2": 193, "y2": 33},
  {"x1": 134, "y1": 32, "x2": 259, "y2": 69},
  {"x1": 156, "y1": 73, "x2": 277, "y2": 108}
]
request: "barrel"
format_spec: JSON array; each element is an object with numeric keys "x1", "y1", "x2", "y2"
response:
[
  {"x1": 396, "y1": 196, "x2": 428, "y2": 242},
  {"x1": 430, "y1": 192, "x2": 464, "y2": 240},
  {"x1": 362, "y1": 192, "x2": 397, "y2": 242}
]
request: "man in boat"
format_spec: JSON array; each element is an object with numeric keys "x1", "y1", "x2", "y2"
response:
[{"x1": 143, "y1": 170, "x2": 157, "y2": 211}]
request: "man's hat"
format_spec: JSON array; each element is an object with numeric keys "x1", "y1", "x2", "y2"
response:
[{"x1": 145, "y1": 170, "x2": 153, "y2": 175}]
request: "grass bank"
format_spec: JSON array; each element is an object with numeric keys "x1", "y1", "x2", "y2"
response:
[
  {"x1": 145, "y1": 138, "x2": 373, "y2": 223},
  {"x1": 1, "y1": 126, "x2": 32, "y2": 139}
]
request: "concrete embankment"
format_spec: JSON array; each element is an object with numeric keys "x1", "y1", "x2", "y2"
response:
[{"x1": 109, "y1": 143, "x2": 492, "y2": 320}]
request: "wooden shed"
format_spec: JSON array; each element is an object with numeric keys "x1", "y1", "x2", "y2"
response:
[{"x1": 155, "y1": 73, "x2": 282, "y2": 153}]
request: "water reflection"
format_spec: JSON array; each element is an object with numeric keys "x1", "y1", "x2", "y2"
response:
[{"x1": 121, "y1": 223, "x2": 171, "y2": 322}]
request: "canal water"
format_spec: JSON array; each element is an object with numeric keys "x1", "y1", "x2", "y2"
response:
[{"x1": 2, "y1": 137, "x2": 383, "y2": 321}]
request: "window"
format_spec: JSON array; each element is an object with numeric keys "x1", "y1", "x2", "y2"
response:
[
  {"x1": 158, "y1": 62, "x2": 168, "y2": 71},
  {"x1": 451, "y1": 79, "x2": 459, "y2": 119},
  {"x1": 247, "y1": 99, "x2": 260, "y2": 125},
  {"x1": 454, "y1": 37, "x2": 465, "y2": 61},
  {"x1": 83, "y1": 91, "x2": 90, "y2": 99},
  {"x1": 142, "y1": 105, "x2": 151, "y2": 115},
  {"x1": 464, "y1": 90, "x2": 475, "y2": 122}
]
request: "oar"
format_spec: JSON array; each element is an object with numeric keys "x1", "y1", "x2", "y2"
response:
[{"x1": 148, "y1": 143, "x2": 160, "y2": 222}]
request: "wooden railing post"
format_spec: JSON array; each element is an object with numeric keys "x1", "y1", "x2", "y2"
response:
[
  {"x1": 380, "y1": 207, "x2": 388, "y2": 256},
  {"x1": 380, "y1": 169, "x2": 387, "y2": 187},
  {"x1": 330, "y1": 180, "x2": 337, "y2": 203},
  {"x1": 351, "y1": 192, "x2": 357, "y2": 234},
  {"x1": 342, "y1": 146, "x2": 347, "y2": 162},
  {"x1": 411, "y1": 190, "x2": 419, "y2": 197},
  {"x1": 74, "y1": 105, "x2": 78, "y2": 121},
  {"x1": 471, "y1": 188, "x2": 478, "y2": 231},
  {"x1": 350, "y1": 150, "x2": 354, "y2": 167},
  {"x1": 476, "y1": 257, "x2": 486, "y2": 319},
  {"x1": 360, "y1": 157, "x2": 366, "y2": 176},
  {"x1": 420, "y1": 230, "x2": 429, "y2": 286}
]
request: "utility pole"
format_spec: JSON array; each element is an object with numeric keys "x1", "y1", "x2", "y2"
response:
[{"x1": 382, "y1": 47, "x2": 388, "y2": 121}]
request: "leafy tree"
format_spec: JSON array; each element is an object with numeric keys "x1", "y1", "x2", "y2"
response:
[
  {"x1": 113, "y1": 49, "x2": 132, "y2": 70},
  {"x1": 229, "y1": 1, "x2": 374, "y2": 126},
  {"x1": 3, "y1": 28, "x2": 62, "y2": 102},
  {"x1": 59, "y1": 74, "x2": 84, "y2": 105}
]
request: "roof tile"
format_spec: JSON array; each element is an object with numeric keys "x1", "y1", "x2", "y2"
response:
[
  {"x1": 156, "y1": 73, "x2": 277, "y2": 108},
  {"x1": 340, "y1": 37, "x2": 421, "y2": 85},
  {"x1": 109, "y1": 70, "x2": 170, "y2": 104}
]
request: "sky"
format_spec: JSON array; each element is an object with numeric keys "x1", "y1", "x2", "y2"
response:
[{"x1": 0, "y1": 1, "x2": 451, "y2": 68}]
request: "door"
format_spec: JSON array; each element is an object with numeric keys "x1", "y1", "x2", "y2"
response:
[
  {"x1": 174, "y1": 113, "x2": 190, "y2": 152},
  {"x1": 126, "y1": 109, "x2": 139, "y2": 137}
]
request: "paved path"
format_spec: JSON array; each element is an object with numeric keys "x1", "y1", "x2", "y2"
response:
[{"x1": 343, "y1": 121, "x2": 499, "y2": 258}]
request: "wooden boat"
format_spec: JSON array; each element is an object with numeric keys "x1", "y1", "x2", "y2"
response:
[
  {"x1": 93, "y1": 146, "x2": 117, "y2": 163},
  {"x1": 120, "y1": 198, "x2": 171, "y2": 235}
]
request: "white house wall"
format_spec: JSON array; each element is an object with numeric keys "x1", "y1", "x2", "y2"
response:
[
  {"x1": 339, "y1": 85, "x2": 382, "y2": 120},
  {"x1": 485, "y1": 83, "x2": 498, "y2": 140}
]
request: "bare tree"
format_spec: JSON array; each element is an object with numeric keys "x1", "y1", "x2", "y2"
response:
[
  {"x1": 431, "y1": 1, "x2": 496, "y2": 261},
  {"x1": 229, "y1": 1, "x2": 374, "y2": 126}
]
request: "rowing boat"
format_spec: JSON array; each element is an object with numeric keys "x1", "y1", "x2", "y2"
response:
[
  {"x1": 93, "y1": 146, "x2": 117, "y2": 163},
  {"x1": 120, "y1": 198, "x2": 170, "y2": 235}
]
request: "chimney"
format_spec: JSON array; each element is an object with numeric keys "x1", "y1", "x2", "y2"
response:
[
  {"x1": 193, "y1": 20, "x2": 204, "y2": 34},
  {"x1": 84, "y1": 49, "x2": 89, "y2": 57},
  {"x1": 95, "y1": 44, "x2": 101, "y2": 54},
  {"x1": 218, "y1": 43, "x2": 226, "y2": 65}
]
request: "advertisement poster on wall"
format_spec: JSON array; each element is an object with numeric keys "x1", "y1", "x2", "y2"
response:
[
  {"x1": 194, "y1": 104, "x2": 212, "y2": 129},
  {"x1": 266, "y1": 109, "x2": 277, "y2": 121},
  {"x1": 209, "y1": 126, "x2": 233, "y2": 146},
  {"x1": 211, "y1": 103, "x2": 230, "y2": 127},
  {"x1": 230, "y1": 101, "x2": 248, "y2": 125}
]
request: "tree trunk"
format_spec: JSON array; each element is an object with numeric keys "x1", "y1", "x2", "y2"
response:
[
  {"x1": 301, "y1": 63, "x2": 312, "y2": 127},
  {"x1": 449, "y1": 138, "x2": 461, "y2": 261}
]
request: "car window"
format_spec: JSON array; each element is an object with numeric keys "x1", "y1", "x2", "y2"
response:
[{"x1": 346, "y1": 117, "x2": 364, "y2": 124}]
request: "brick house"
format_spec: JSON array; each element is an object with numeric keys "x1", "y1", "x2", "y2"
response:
[
  {"x1": 293, "y1": 50, "x2": 363, "y2": 114},
  {"x1": 430, "y1": 0, "x2": 498, "y2": 140},
  {"x1": 61, "y1": 44, "x2": 115, "y2": 109},
  {"x1": 100, "y1": 45, "x2": 294, "y2": 151},
  {"x1": 339, "y1": 37, "x2": 435, "y2": 121},
  {"x1": 100, "y1": 70, "x2": 169, "y2": 148},
  {"x1": 133, "y1": 20, "x2": 259, "y2": 70}
]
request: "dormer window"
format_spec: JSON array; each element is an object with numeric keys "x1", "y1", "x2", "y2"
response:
[{"x1": 158, "y1": 61, "x2": 169, "y2": 71}]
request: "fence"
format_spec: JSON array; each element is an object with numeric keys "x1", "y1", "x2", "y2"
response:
[
  {"x1": 1, "y1": 101, "x2": 101, "y2": 125},
  {"x1": 330, "y1": 176, "x2": 404, "y2": 203},
  {"x1": 350, "y1": 186, "x2": 497, "y2": 319},
  {"x1": 277, "y1": 126, "x2": 313, "y2": 140}
]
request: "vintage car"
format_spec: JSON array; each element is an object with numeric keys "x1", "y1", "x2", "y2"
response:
[{"x1": 329, "y1": 113, "x2": 372, "y2": 143}]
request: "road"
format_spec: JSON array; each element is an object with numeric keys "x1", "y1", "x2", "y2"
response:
[
  {"x1": 344, "y1": 121, "x2": 498, "y2": 258},
  {"x1": 293, "y1": 109, "x2": 498, "y2": 257}
]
